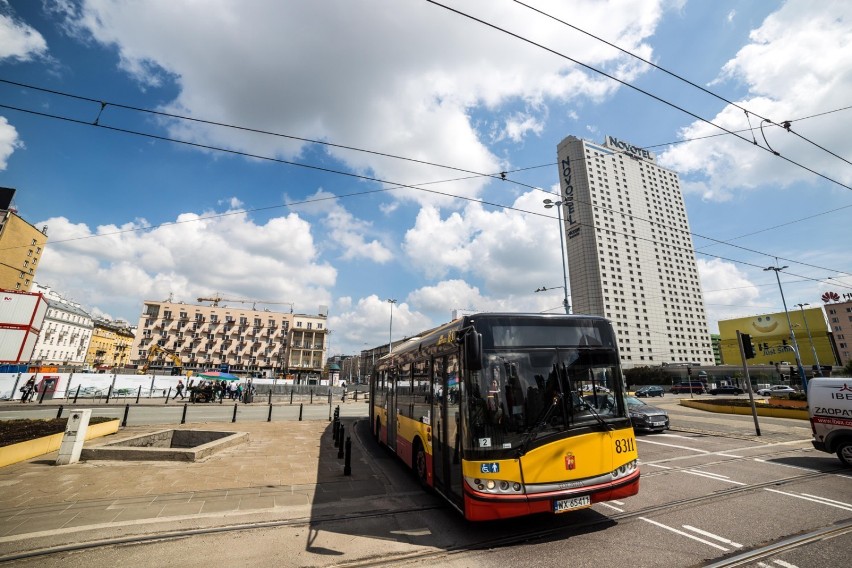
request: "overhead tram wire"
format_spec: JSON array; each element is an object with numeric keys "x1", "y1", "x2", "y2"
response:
[
  {"x1": 512, "y1": 0, "x2": 852, "y2": 172},
  {"x1": 2, "y1": 100, "x2": 850, "y2": 288},
  {"x1": 423, "y1": 0, "x2": 852, "y2": 194},
  {"x1": 3, "y1": 76, "x2": 851, "y2": 268}
]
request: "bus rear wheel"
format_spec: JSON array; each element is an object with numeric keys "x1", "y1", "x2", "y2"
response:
[{"x1": 414, "y1": 440, "x2": 428, "y2": 488}]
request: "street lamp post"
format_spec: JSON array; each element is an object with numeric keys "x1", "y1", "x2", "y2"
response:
[
  {"x1": 764, "y1": 265, "x2": 808, "y2": 392},
  {"x1": 387, "y1": 299, "x2": 397, "y2": 354},
  {"x1": 795, "y1": 302, "x2": 822, "y2": 377},
  {"x1": 543, "y1": 199, "x2": 571, "y2": 314}
]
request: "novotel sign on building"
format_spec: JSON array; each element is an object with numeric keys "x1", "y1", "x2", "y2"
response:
[{"x1": 605, "y1": 136, "x2": 655, "y2": 161}]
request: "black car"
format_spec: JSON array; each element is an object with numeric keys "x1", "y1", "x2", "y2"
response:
[
  {"x1": 583, "y1": 394, "x2": 669, "y2": 433},
  {"x1": 708, "y1": 385, "x2": 743, "y2": 395},
  {"x1": 635, "y1": 386, "x2": 665, "y2": 398}
]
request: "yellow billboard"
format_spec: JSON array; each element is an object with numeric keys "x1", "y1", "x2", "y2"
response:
[{"x1": 718, "y1": 307, "x2": 834, "y2": 366}]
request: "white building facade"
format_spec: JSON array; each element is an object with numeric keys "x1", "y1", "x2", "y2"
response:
[
  {"x1": 30, "y1": 283, "x2": 94, "y2": 367},
  {"x1": 556, "y1": 135, "x2": 714, "y2": 368}
]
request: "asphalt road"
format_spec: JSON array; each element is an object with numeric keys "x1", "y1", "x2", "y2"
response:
[{"x1": 3, "y1": 394, "x2": 850, "y2": 567}]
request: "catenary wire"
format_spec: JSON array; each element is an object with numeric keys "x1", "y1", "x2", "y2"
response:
[{"x1": 1, "y1": 100, "x2": 850, "y2": 293}]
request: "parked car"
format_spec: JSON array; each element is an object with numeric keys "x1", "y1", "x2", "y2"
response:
[
  {"x1": 757, "y1": 385, "x2": 796, "y2": 397},
  {"x1": 635, "y1": 385, "x2": 665, "y2": 398},
  {"x1": 707, "y1": 385, "x2": 744, "y2": 395},
  {"x1": 671, "y1": 381, "x2": 706, "y2": 394},
  {"x1": 582, "y1": 394, "x2": 669, "y2": 433}
]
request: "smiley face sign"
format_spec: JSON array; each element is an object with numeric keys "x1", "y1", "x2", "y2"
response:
[{"x1": 752, "y1": 315, "x2": 779, "y2": 334}]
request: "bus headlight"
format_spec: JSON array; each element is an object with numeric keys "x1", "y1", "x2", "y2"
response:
[
  {"x1": 611, "y1": 459, "x2": 638, "y2": 480},
  {"x1": 466, "y1": 477, "x2": 524, "y2": 494}
]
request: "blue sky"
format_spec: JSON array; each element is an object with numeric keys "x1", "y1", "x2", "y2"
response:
[{"x1": 1, "y1": 0, "x2": 851, "y2": 356}]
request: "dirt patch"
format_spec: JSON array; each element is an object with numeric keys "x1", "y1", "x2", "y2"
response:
[{"x1": 0, "y1": 417, "x2": 117, "y2": 447}]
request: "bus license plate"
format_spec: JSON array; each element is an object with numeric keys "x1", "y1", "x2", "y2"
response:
[{"x1": 553, "y1": 495, "x2": 591, "y2": 513}]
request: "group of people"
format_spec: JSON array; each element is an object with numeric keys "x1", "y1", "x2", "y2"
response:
[{"x1": 173, "y1": 378, "x2": 251, "y2": 403}]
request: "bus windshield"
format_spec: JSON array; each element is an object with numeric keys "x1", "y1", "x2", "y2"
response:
[{"x1": 466, "y1": 347, "x2": 626, "y2": 453}]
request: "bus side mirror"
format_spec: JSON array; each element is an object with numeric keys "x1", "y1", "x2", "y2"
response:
[{"x1": 465, "y1": 332, "x2": 483, "y2": 371}]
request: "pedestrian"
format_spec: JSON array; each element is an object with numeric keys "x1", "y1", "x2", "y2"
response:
[
  {"x1": 173, "y1": 379, "x2": 185, "y2": 399},
  {"x1": 20, "y1": 375, "x2": 36, "y2": 403}
]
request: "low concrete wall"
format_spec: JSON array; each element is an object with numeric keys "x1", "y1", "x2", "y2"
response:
[
  {"x1": 680, "y1": 399, "x2": 809, "y2": 420},
  {"x1": 0, "y1": 419, "x2": 120, "y2": 468},
  {"x1": 81, "y1": 430, "x2": 248, "y2": 462}
]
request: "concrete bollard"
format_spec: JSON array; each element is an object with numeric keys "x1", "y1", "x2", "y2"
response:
[
  {"x1": 122, "y1": 404, "x2": 130, "y2": 427},
  {"x1": 344, "y1": 436, "x2": 352, "y2": 476},
  {"x1": 181, "y1": 403, "x2": 188, "y2": 424},
  {"x1": 338, "y1": 424, "x2": 345, "y2": 459}
]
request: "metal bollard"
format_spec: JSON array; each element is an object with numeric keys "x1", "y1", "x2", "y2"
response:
[
  {"x1": 299, "y1": 402, "x2": 303, "y2": 421},
  {"x1": 73, "y1": 384, "x2": 81, "y2": 404},
  {"x1": 328, "y1": 390, "x2": 332, "y2": 405},
  {"x1": 122, "y1": 404, "x2": 130, "y2": 427},
  {"x1": 232, "y1": 403, "x2": 238, "y2": 422},
  {"x1": 310, "y1": 389, "x2": 314, "y2": 404},
  {"x1": 136, "y1": 385, "x2": 142, "y2": 404},
  {"x1": 290, "y1": 390, "x2": 293, "y2": 405},
  {"x1": 165, "y1": 387, "x2": 172, "y2": 403},
  {"x1": 56, "y1": 405, "x2": 64, "y2": 419},
  {"x1": 181, "y1": 403, "x2": 188, "y2": 424},
  {"x1": 333, "y1": 418, "x2": 340, "y2": 446},
  {"x1": 344, "y1": 436, "x2": 352, "y2": 476},
  {"x1": 267, "y1": 403, "x2": 273, "y2": 422},
  {"x1": 104, "y1": 385, "x2": 112, "y2": 404},
  {"x1": 268, "y1": 391, "x2": 272, "y2": 405},
  {"x1": 354, "y1": 390, "x2": 358, "y2": 401},
  {"x1": 338, "y1": 424, "x2": 345, "y2": 459}
]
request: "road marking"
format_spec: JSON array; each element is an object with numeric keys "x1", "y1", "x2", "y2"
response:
[
  {"x1": 610, "y1": 499, "x2": 625, "y2": 505},
  {"x1": 637, "y1": 439, "x2": 712, "y2": 453},
  {"x1": 682, "y1": 524, "x2": 743, "y2": 548},
  {"x1": 639, "y1": 517, "x2": 729, "y2": 551},
  {"x1": 597, "y1": 502, "x2": 624, "y2": 512},
  {"x1": 772, "y1": 560, "x2": 799, "y2": 568},
  {"x1": 753, "y1": 458, "x2": 818, "y2": 472},
  {"x1": 800, "y1": 493, "x2": 852, "y2": 508},
  {"x1": 683, "y1": 470, "x2": 747, "y2": 485},
  {"x1": 764, "y1": 488, "x2": 852, "y2": 512},
  {"x1": 389, "y1": 528, "x2": 432, "y2": 536},
  {"x1": 716, "y1": 453, "x2": 743, "y2": 458},
  {"x1": 644, "y1": 463, "x2": 672, "y2": 469}
]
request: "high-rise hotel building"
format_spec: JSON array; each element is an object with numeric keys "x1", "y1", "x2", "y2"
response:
[{"x1": 556, "y1": 135, "x2": 714, "y2": 368}]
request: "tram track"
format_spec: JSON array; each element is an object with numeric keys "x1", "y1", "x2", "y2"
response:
[{"x1": 2, "y1": 457, "x2": 846, "y2": 566}]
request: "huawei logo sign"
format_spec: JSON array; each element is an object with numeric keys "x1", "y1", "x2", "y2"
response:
[{"x1": 822, "y1": 291, "x2": 840, "y2": 303}]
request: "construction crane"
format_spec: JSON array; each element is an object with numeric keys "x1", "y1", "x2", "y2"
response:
[{"x1": 196, "y1": 295, "x2": 294, "y2": 313}]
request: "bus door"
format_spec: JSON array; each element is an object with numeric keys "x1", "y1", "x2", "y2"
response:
[
  {"x1": 386, "y1": 367, "x2": 398, "y2": 452},
  {"x1": 431, "y1": 357, "x2": 447, "y2": 492}
]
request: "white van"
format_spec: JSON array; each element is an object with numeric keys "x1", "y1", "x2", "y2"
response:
[{"x1": 807, "y1": 377, "x2": 852, "y2": 466}]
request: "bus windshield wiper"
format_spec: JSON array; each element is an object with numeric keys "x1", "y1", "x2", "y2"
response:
[
  {"x1": 517, "y1": 393, "x2": 563, "y2": 457},
  {"x1": 583, "y1": 401, "x2": 614, "y2": 431}
]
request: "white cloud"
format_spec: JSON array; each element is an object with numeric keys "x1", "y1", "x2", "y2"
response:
[
  {"x1": 0, "y1": 5, "x2": 48, "y2": 62},
  {"x1": 500, "y1": 112, "x2": 546, "y2": 143},
  {"x1": 35, "y1": 208, "x2": 336, "y2": 322},
  {"x1": 660, "y1": 1, "x2": 852, "y2": 200},
  {"x1": 328, "y1": 295, "x2": 433, "y2": 356},
  {"x1": 0, "y1": 116, "x2": 22, "y2": 169},
  {"x1": 697, "y1": 258, "x2": 762, "y2": 332},
  {"x1": 62, "y1": 0, "x2": 667, "y2": 208}
]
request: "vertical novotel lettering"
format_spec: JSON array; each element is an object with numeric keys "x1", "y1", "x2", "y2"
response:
[{"x1": 560, "y1": 159, "x2": 579, "y2": 238}]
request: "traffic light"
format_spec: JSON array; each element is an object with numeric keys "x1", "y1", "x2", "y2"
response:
[
  {"x1": 687, "y1": 366, "x2": 692, "y2": 376},
  {"x1": 741, "y1": 333, "x2": 756, "y2": 359}
]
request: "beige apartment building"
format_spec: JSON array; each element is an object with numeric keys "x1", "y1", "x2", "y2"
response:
[
  {"x1": 824, "y1": 295, "x2": 852, "y2": 366},
  {"x1": 85, "y1": 318, "x2": 136, "y2": 371},
  {"x1": 129, "y1": 300, "x2": 328, "y2": 380},
  {"x1": 0, "y1": 205, "x2": 48, "y2": 292}
]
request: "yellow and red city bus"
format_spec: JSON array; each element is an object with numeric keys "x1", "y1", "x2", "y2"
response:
[{"x1": 370, "y1": 313, "x2": 639, "y2": 521}]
